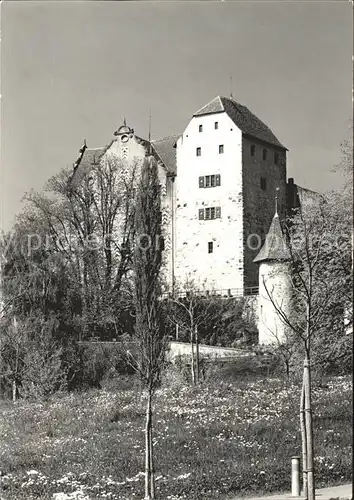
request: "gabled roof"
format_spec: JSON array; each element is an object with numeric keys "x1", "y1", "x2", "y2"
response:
[
  {"x1": 194, "y1": 96, "x2": 287, "y2": 150},
  {"x1": 253, "y1": 213, "x2": 290, "y2": 263},
  {"x1": 68, "y1": 133, "x2": 178, "y2": 187},
  {"x1": 151, "y1": 135, "x2": 179, "y2": 176},
  {"x1": 69, "y1": 146, "x2": 108, "y2": 187}
]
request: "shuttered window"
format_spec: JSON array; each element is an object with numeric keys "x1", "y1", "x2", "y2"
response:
[
  {"x1": 198, "y1": 174, "x2": 221, "y2": 188},
  {"x1": 199, "y1": 207, "x2": 221, "y2": 220}
]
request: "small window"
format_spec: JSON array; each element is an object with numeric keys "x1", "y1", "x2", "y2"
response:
[
  {"x1": 216, "y1": 174, "x2": 221, "y2": 186},
  {"x1": 198, "y1": 209, "x2": 204, "y2": 220},
  {"x1": 219, "y1": 144, "x2": 224, "y2": 154},
  {"x1": 250, "y1": 145, "x2": 256, "y2": 156},
  {"x1": 205, "y1": 208, "x2": 211, "y2": 220},
  {"x1": 205, "y1": 175, "x2": 210, "y2": 188},
  {"x1": 196, "y1": 147, "x2": 201, "y2": 157},
  {"x1": 199, "y1": 176, "x2": 205, "y2": 188},
  {"x1": 262, "y1": 148, "x2": 267, "y2": 160},
  {"x1": 274, "y1": 152, "x2": 279, "y2": 165},
  {"x1": 210, "y1": 207, "x2": 216, "y2": 219},
  {"x1": 260, "y1": 177, "x2": 267, "y2": 190},
  {"x1": 210, "y1": 175, "x2": 216, "y2": 187},
  {"x1": 216, "y1": 206, "x2": 221, "y2": 218},
  {"x1": 208, "y1": 242, "x2": 213, "y2": 254},
  {"x1": 199, "y1": 124, "x2": 203, "y2": 133},
  {"x1": 214, "y1": 122, "x2": 219, "y2": 130}
]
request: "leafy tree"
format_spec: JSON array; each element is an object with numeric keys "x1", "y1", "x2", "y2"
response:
[{"x1": 128, "y1": 156, "x2": 167, "y2": 500}]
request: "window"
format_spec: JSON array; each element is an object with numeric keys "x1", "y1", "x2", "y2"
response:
[
  {"x1": 262, "y1": 148, "x2": 267, "y2": 160},
  {"x1": 199, "y1": 206, "x2": 221, "y2": 220},
  {"x1": 198, "y1": 174, "x2": 221, "y2": 188},
  {"x1": 208, "y1": 242, "x2": 213, "y2": 254},
  {"x1": 260, "y1": 177, "x2": 267, "y2": 190},
  {"x1": 196, "y1": 147, "x2": 201, "y2": 157},
  {"x1": 250, "y1": 145, "x2": 256, "y2": 156},
  {"x1": 274, "y1": 152, "x2": 279, "y2": 165},
  {"x1": 219, "y1": 144, "x2": 224, "y2": 154},
  {"x1": 199, "y1": 124, "x2": 203, "y2": 133},
  {"x1": 214, "y1": 122, "x2": 219, "y2": 130}
]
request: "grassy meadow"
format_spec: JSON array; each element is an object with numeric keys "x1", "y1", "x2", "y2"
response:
[{"x1": 0, "y1": 373, "x2": 352, "y2": 500}]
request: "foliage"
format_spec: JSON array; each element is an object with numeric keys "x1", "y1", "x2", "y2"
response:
[{"x1": 0, "y1": 314, "x2": 67, "y2": 400}]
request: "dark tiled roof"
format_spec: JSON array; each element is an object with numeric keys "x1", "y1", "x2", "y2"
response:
[
  {"x1": 194, "y1": 96, "x2": 287, "y2": 150},
  {"x1": 69, "y1": 146, "x2": 108, "y2": 187},
  {"x1": 296, "y1": 185, "x2": 322, "y2": 205},
  {"x1": 253, "y1": 213, "x2": 290, "y2": 263},
  {"x1": 68, "y1": 134, "x2": 177, "y2": 187},
  {"x1": 151, "y1": 135, "x2": 179, "y2": 175},
  {"x1": 194, "y1": 96, "x2": 224, "y2": 115}
]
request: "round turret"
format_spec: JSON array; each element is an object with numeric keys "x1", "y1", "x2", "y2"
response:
[{"x1": 253, "y1": 212, "x2": 293, "y2": 345}]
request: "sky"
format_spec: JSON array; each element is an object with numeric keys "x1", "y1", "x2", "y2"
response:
[{"x1": 1, "y1": 0, "x2": 352, "y2": 231}]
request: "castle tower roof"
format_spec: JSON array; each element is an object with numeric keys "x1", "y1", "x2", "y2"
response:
[
  {"x1": 253, "y1": 213, "x2": 290, "y2": 263},
  {"x1": 194, "y1": 96, "x2": 287, "y2": 150}
]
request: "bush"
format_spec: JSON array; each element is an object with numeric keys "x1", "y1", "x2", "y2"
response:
[
  {"x1": 0, "y1": 315, "x2": 67, "y2": 401},
  {"x1": 65, "y1": 341, "x2": 135, "y2": 391}
]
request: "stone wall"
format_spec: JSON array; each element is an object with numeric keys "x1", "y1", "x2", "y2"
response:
[
  {"x1": 168, "y1": 341, "x2": 254, "y2": 361},
  {"x1": 258, "y1": 261, "x2": 292, "y2": 344},
  {"x1": 242, "y1": 136, "x2": 287, "y2": 288},
  {"x1": 174, "y1": 112, "x2": 244, "y2": 290}
]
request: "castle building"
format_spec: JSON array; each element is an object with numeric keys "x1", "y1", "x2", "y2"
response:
[
  {"x1": 253, "y1": 209, "x2": 292, "y2": 345},
  {"x1": 69, "y1": 95, "x2": 311, "y2": 296}
]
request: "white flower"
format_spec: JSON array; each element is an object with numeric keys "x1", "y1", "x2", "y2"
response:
[{"x1": 176, "y1": 472, "x2": 191, "y2": 480}]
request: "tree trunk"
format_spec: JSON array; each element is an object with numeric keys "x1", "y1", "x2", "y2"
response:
[
  {"x1": 190, "y1": 333, "x2": 196, "y2": 385},
  {"x1": 13, "y1": 327, "x2": 19, "y2": 403},
  {"x1": 195, "y1": 326, "x2": 200, "y2": 384},
  {"x1": 12, "y1": 379, "x2": 17, "y2": 403},
  {"x1": 285, "y1": 358, "x2": 290, "y2": 381},
  {"x1": 149, "y1": 421, "x2": 155, "y2": 499},
  {"x1": 300, "y1": 375, "x2": 308, "y2": 498},
  {"x1": 145, "y1": 390, "x2": 153, "y2": 499},
  {"x1": 304, "y1": 355, "x2": 315, "y2": 500}
]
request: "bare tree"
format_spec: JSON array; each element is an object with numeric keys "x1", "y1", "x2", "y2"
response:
[
  {"x1": 20, "y1": 153, "x2": 139, "y2": 339},
  {"x1": 167, "y1": 280, "x2": 219, "y2": 384},
  {"x1": 261, "y1": 196, "x2": 352, "y2": 500}
]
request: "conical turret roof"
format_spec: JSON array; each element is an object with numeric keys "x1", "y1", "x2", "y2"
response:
[{"x1": 253, "y1": 213, "x2": 290, "y2": 263}]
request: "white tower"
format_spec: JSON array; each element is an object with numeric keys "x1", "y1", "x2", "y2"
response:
[{"x1": 253, "y1": 210, "x2": 292, "y2": 345}]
